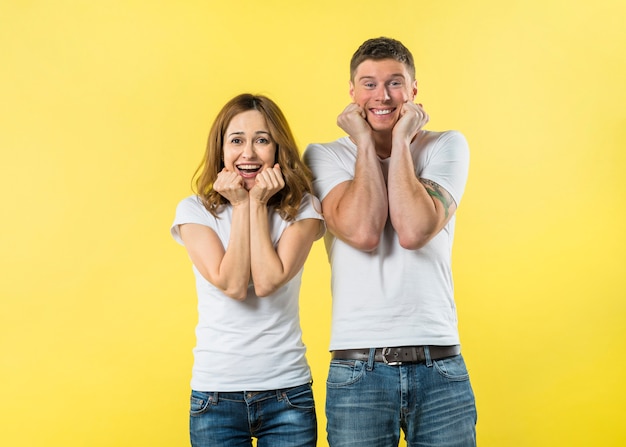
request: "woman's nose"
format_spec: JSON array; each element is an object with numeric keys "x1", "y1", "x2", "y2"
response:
[{"x1": 241, "y1": 142, "x2": 255, "y2": 158}]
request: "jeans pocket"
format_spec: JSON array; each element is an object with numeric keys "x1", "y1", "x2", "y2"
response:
[
  {"x1": 433, "y1": 355, "x2": 470, "y2": 381},
  {"x1": 326, "y1": 359, "x2": 366, "y2": 388},
  {"x1": 282, "y1": 384, "x2": 315, "y2": 410},
  {"x1": 190, "y1": 390, "x2": 212, "y2": 416}
]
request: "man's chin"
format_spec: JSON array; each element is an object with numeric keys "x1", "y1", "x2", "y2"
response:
[
  {"x1": 368, "y1": 119, "x2": 397, "y2": 133},
  {"x1": 367, "y1": 113, "x2": 398, "y2": 129}
]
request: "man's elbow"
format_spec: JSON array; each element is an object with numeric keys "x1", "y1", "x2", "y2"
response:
[
  {"x1": 342, "y1": 231, "x2": 381, "y2": 252},
  {"x1": 222, "y1": 286, "x2": 248, "y2": 301},
  {"x1": 397, "y1": 230, "x2": 433, "y2": 250},
  {"x1": 253, "y1": 280, "x2": 282, "y2": 298}
]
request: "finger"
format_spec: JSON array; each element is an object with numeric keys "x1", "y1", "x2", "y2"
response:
[
  {"x1": 272, "y1": 163, "x2": 284, "y2": 180},
  {"x1": 255, "y1": 169, "x2": 274, "y2": 188},
  {"x1": 398, "y1": 102, "x2": 413, "y2": 118},
  {"x1": 346, "y1": 103, "x2": 365, "y2": 117},
  {"x1": 357, "y1": 105, "x2": 367, "y2": 119},
  {"x1": 264, "y1": 167, "x2": 282, "y2": 187},
  {"x1": 261, "y1": 165, "x2": 284, "y2": 188},
  {"x1": 408, "y1": 102, "x2": 425, "y2": 119},
  {"x1": 346, "y1": 103, "x2": 364, "y2": 116},
  {"x1": 273, "y1": 167, "x2": 285, "y2": 188}
]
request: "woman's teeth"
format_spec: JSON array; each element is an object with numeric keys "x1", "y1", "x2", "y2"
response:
[{"x1": 237, "y1": 164, "x2": 261, "y2": 173}]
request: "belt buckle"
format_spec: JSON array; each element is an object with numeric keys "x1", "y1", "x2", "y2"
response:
[{"x1": 381, "y1": 347, "x2": 402, "y2": 365}]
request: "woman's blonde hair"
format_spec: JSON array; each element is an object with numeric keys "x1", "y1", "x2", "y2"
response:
[{"x1": 193, "y1": 93, "x2": 313, "y2": 221}]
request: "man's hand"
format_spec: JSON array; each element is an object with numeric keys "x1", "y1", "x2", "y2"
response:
[
  {"x1": 392, "y1": 102, "x2": 429, "y2": 145},
  {"x1": 213, "y1": 168, "x2": 249, "y2": 205},
  {"x1": 249, "y1": 163, "x2": 284, "y2": 205},
  {"x1": 337, "y1": 103, "x2": 373, "y2": 145}
]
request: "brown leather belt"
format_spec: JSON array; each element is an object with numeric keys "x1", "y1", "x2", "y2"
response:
[{"x1": 331, "y1": 345, "x2": 460, "y2": 365}]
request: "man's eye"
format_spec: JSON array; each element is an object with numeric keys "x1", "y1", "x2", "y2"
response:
[{"x1": 364, "y1": 83, "x2": 375, "y2": 88}]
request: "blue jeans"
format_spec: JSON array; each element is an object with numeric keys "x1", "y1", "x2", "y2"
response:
[
  {"x1": 326, "y1": 349, "x2": 477, "y2": 447},
  {"x1": 189, "y1": 382, "x2": 317, "y2": 447}
]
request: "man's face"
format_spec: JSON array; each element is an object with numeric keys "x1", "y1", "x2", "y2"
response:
[{"x1": 350, "y1": 58, "x2": 417, "y2": 133}]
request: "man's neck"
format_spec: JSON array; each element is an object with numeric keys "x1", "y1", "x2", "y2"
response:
[{"x1": 373, "y1": 131, "x2": 393, "y2": 159}]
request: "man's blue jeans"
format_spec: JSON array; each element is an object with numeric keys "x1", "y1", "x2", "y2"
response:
[
  {"x1": 189, "y1": 382, "x2": 317, "y2": 447},
  {"x1": 326, "y1": 349, "x2": 477, "y2": 447}
]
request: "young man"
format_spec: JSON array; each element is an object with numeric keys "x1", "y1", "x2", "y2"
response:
[{"x1": 303, "y1": 37, "x2": 477, "y2": 446}]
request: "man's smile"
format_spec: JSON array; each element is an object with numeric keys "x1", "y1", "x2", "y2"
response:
[{"x1": 371, "y1": 108, "x2": 394, "y2": 115}]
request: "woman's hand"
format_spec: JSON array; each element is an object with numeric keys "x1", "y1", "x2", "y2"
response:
[
  {"x1": 249, "y1": 163, "x2": 284, "y2": 205},
  {"x1": 213, "y1": 168, "x2": 249, "y2": 205}
]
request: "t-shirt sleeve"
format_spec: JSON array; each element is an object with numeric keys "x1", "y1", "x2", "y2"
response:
[
  {"x1": 420, "y1": 130, "x2": 470, "y2": 207},
  {"x1": 170, "y1": 196, "x2": 215, "y2": 245},
  {"x1": 303, "y1": 141, "x2": 354, "y2": 202},
  {"x1": 295, "y1": 193, "x2": 324, "y2": 222},
  {"x1": 295, "y1": 193, "x2": 326, "y2": 240}
]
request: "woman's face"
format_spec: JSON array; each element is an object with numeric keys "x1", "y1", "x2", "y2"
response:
[{"x1": 222, "y1": 110, "x2": 277, "y2": 190}]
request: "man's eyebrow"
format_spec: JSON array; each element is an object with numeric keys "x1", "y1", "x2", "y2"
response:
[{"x1": 357, "y1": 74, "x2": 406, "y2": 81}]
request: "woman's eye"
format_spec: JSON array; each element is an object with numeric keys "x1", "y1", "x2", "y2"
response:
[
  {"x1": 230, "y1": 138, "x2": 242, "y2": 144},
  {"x1": 257, "y1": 138, "x2": 269, "y2": 144}
]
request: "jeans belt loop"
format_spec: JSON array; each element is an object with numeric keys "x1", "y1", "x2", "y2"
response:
[
  {"x1": 366, "y1": 348, "x2": 376, "y2": 370},
  {"x1": 424, "y1": 345, "x2": 433, "y2": 367}
]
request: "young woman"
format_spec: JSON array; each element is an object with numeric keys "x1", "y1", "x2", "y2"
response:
[{"x1": 171, "y1": 94, "x2": 323, "y2": 447}]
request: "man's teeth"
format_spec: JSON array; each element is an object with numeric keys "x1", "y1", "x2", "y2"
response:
[{"x1": 373, "y1": 109, "x2": 392, "y2": 115}]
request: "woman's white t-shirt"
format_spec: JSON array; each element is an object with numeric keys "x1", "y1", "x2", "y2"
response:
[{"x1": 171, "y1": 193, "x2": 323, "y2": 391}]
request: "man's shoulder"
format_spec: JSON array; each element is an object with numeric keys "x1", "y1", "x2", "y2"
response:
[
  {"x1": 306, "y1": 136, "x2": 353, "y2": 151},
  {"x1": 418, "y1": 129, "x2": 466, "y2": 144},
  {"x1": 304, "y1": 136, "x2": 354, "y2": 162},
  {"x1": 413, "y1": 130, "x2": 469, "y2": 155}
]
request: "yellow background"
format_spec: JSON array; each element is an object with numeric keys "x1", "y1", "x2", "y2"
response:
[{"x1": 1, "y1": 1, "x2": 625, "y2": 446}]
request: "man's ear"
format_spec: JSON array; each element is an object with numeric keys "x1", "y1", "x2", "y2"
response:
[
  {"x1": 349, "y1": 81, "x2": 355, "y2": 100},
  {"x1": 412, "y1": 80, "x2": 418, "y2": 100}
]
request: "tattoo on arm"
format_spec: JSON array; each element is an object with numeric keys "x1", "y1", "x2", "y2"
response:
[{"x1": 420, "y1": 178, "x2": 454, "y2": 218}]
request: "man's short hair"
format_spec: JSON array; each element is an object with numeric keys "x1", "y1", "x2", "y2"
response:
[{"x1": 350, "y1": 37, "x2": 415, "y2": 81}]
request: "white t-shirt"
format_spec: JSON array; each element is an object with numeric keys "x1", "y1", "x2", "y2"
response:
[
  {"x1": 303, "y1": 130, "x2": 469, "y2": 350},
  {"x1": 171, "y1": 193, "x2": 324, "y2": 391}
]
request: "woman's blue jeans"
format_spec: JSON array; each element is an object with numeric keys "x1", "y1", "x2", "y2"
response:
[
  {"x1": 189, "y1": 382, "x2": 317, "y2": 447},
  {"x1": 326, "y1": 349, "x2": 477, "y2": 447}
]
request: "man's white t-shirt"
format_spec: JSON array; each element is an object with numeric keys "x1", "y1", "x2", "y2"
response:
[{"x1": 303, "y1": 130, "x2": 469, "y2": 350}]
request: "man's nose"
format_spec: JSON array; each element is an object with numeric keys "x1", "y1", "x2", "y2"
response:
[{"x1": 376, "y1": 85, "x2": 391, "y2": 101}]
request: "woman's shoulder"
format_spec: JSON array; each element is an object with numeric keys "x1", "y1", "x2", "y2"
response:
[
  {"x1": 295, "y1": 192, "x2": 324, "y2": 221},
  {"x1": 175, "y1": 195, "x2": 220, "y2": 221}
]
